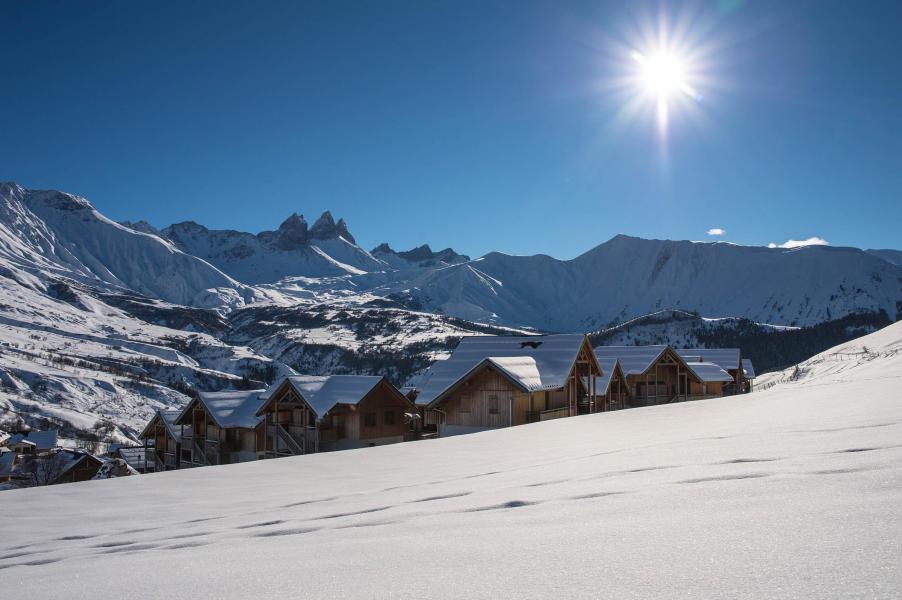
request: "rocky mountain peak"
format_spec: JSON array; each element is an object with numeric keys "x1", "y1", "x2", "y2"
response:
[
  {"x1": 274, "y1": 213, "x2": 309, "y2": 250},
  {"x1": 309, "y1": 211, "x2": 355, "y2": 244}
]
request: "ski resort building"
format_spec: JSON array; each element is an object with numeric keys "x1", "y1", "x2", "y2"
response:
[
  {"x1": 257, "y1": 375, "x2": 415, "y2": 456},
  {"x1": 590, "y1": 358, "x2": 628, "y2": 412},
  {"x1": 175, "y1": 390, "x2": 266, "y2": 467},
  {"x1": 676, "y1": 348, "x2": 750, "y2": 394},
  {"x1": 138, "y1": 409, "x2": 184, "y2": 472},
  {"x1": 415, "y1": 334, "x2": 602, "y2": 437},
  {"x1": 593, "y1": 345, "x2": 735, "y2": 406}
]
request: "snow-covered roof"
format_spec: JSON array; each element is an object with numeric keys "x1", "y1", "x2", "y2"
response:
[
  {"x1": 139, "y1": 408, "x2": 185, "y2": 441},
  {"x1": 260, "y1": 375, "x2": 392, "y2": 420},
  {"x1": 191, "y1": 390, "x2": 266, "y2": 429},
  {"x1": 589, "y1": 358, "x2": 625, "y2": 395},
  {"x1": 8, "y1": 436, "x2": 35, "y2": 448},
  {"x1": 685, "y1": 362, "x2": 734, "y2": 383},
  {"x1": 593, "y1": 345, "x2": 670, "y2": 376},
  {"x1": 677, "y1": 348, "x2": 741, "y2": 371},
  {"x1": 6, "y1": 430, "x2": 57, "y2": 450},
  {"x1": 416, "y1": 334, "x2": 593, "y2": 407},
  {"x1": 742, "y1": 358, "x2": 756, "y2": 379}
]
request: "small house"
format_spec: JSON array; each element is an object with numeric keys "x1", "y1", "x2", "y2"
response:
[
  {"x1": 676, "y1": 348, "x2": 746, "y2": 394},
  {"x1": 416, "y1": 334, "x2": 602, "y2": 437},
  {"x1": 138, "y1": 409, "x2": 184, "y2": 471},
  {"x1": 176, "y1": 390, "x2": 265, "y2": 466}
]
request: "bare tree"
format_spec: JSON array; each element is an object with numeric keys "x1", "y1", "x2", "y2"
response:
[{"x1": 29, "y1": 451, "x2": 71, "y2": 486}]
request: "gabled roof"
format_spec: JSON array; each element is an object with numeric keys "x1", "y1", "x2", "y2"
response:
[
  {"x1": 179, "y1": 390, "x2": 266, "y2": 429},
  {"x1": 6, "y1": 430, "x2": 57, "y2": 450},
  {"x1": 116, "y1": 447, "x2": 147, "y2": 470},
  {"x1": 742, "y1": 358, "x2": 756, "y2": 379},
  {"x1": 589, "y1": 358, "x2": 626, "y2": 395},
  {"x1": 677, "y1": 348, "x2": 741, "y2": 371},
  {"x1": 685, "y1": 362, "x2": 734, "y2": 383},
  {"x1": 416, "y1": 334, "x2": 596, "y2": 407},
  {"x1": 139, "y1": 409, "x2": 184, "y2": 441},
  {"x1": 259, "y1": 375, "x2": 399, "y2": 420},
  {"x1": 593, "y1": 345, "x2": 670, "y2": 376}
]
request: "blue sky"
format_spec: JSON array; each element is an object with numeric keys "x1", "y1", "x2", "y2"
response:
[{"x1": 2, "y1": 0, "x2": 900, "y2": 258}]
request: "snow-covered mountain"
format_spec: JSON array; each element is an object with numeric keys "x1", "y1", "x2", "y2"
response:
[
  {"x1": 0, "y1": 183, "x2": 261, "y2": 309},
  {"x1": 156, "y1": 212, "x2": 389, "y2": 283},
  {"x1": 1, "y1": 181, "x2": 900, "y2": 448},
  {"x1": 867, "y1": 248, "x2": 902, "y2": 266}
]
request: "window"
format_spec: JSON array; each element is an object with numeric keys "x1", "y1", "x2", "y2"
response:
[
  {"x1": 384, "y1": 410, "x2": 396, "y2": 426},
  {"x1": 488, "y1": 394, "x2": 499, "y2": 415},
  {"x1": 364, "y1": 412, "x2": 377, "y2": 427}
]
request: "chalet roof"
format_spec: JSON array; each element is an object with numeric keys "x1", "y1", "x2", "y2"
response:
[
  {"x1": 8, "y1": 436, "x2": 35, "y2": 448},
  {"x1": 190, "y1": 390, "x2": 266, "y2": 429},
  {"x1": 7, "y1": 430, "x2": 58, "y2": 450},
  {"x1": 593, "y1": 345, "x2": 670, "y2": 376},
  {"x1": 416, "y1": 334, "x2": 593, "y2": 407},
  {"x1": 139, "y1": 409, "x2": 185, "y2": 441},
  {"x1": 742, "y1": 358, "x2": 756, "y2": 379},
  {"x1": 589, "y1": 358, "x2": 624, "y2": 395},
  {"x1": 677, "y1": 348, "x2": 741, "y2": 371},
  {"x1": 685, "y1": 362, "x2": 734, "y2": 383},
  {"x1": 260, "y1": 375, "x2": 389, "y2": 420}
]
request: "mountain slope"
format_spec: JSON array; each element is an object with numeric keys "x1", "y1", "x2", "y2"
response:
[
  {"x1": 2, "y1": 323, "x2": 900, "y2": 597},
  {"x1": 391, "y1": 235, "x2": 902, "y2": 330},
  {"x1": 0, "y1": 183, "x2": 258, "y2": 309},
  {"x1": 160, "y1": 212, "x2": 388, "y2": 283}
]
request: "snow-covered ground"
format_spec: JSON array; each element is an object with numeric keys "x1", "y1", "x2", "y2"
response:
[{"x1": 2, "y1": 322, "x2": 900, "y2": 598}]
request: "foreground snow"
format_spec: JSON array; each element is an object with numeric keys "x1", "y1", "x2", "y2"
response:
[{"x1": 2, "y1": 324, "x2": 902, "y2": 598}]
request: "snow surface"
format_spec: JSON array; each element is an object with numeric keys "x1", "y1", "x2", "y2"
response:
[{"x1": 2, "y1": 323, "x2": 901, "y2": 598}]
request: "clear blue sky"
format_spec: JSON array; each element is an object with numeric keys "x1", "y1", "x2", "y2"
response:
[{"x1": 2, "y1": 0, "x2": 900, "y2": 258}]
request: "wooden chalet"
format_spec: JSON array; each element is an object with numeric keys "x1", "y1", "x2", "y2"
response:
[
  {"x1": 589, "y1": 358, "x2": 628, "y2": 412},
  {"x1": 175, "y1": 390, "x2": 265, "y2": 467},
  {"x1": 257, "y1": 375, "x2": 415, "y2": 456},
  {"x1": 677, "y1": 348, "x2": 748, "y2": 394},
  {"x1": 415, "y1": 334, "x2": 602, "y2": 437},
  {"x1": 593, "y1": 345, "x2": 734, "y2": 406},
  {"x1": 138, "y1": 409, "x2": 184, "y2": 472}
]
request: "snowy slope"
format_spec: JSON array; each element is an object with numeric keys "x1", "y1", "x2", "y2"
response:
[
  {"x1": 867, "y1": 248, "x2": 902, "y2": 267},
  {"x1": 2, "y1": 323, "x2": 901, "y2": 598},
  {"x1": 0, "y1": 183, "x2": 260, "y2": 309}
]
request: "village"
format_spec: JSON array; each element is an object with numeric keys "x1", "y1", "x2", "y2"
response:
[{"x1": 0, "y1": 335, "x2": 755, "y2": 484}]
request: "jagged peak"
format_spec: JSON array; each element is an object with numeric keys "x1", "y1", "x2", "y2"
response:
[
  {"x1": 309, "y1": 211, "x2": 355, "y2": 243},
  {"x1": 372, "y1": 242, "x2": 394, "y2": 254}
]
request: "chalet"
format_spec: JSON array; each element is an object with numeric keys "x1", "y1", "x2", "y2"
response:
[
  {"x1": 113, "y1": 447, "x2": 149, "y2": 473},
  {"x1": 257, "y1": 375, "x2": 415, "y2": 456},
  {"x1": 416, "y1": 334, "x2": 602, "y2": 437},
  {"x1": 4, "y1": 430, "x2": 58, "y2": 454},
  {"x1": 676, "y1": 348, "x2": 747, "y2": 394},
  {"x1": 593, "y1": 345, "x2": 734, "y2": 406},
  {"x1": 138, "y1": 409, "x2": 184, "y2": 471},
  {"x1": 176, "y1": 390, "x2": 265, "y2": 466},
  {"x1": 589, "y1": 358, "x2": 628, "y2": 412},
  {"x1": 7, "y1": 449, "x2": 103, "y2": 486}
]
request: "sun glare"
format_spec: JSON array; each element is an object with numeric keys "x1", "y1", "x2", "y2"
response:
[{"x1": 633, "y1": 51, "x2": 688, "y2": 99}]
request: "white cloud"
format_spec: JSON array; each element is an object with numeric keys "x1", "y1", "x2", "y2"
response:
[
  {"x1": 706, "y1": 228, "x2": 725, "y2": 236},
  {"x1": 768, "y1": 237, "x2": 829, "y2": 249}
]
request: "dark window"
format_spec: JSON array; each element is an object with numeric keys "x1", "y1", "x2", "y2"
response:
[
  {"x1": 364, "y1": 412, "x2": 377, "y2": 427},
  {"x1": 488, "y1": 394, "x2": 499, "y2": 415},
  {"x1": 384, "y1": 410, "x2": 396, "y2": 426}
]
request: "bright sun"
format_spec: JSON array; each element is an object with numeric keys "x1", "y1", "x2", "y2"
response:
[{"x1": 632, "y1": 50, "x2": 694, "y2": 100}]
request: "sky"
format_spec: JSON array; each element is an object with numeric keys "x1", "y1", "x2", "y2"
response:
[{"x1": 2, "y1": 0, "x2": 900, "y2": 259}]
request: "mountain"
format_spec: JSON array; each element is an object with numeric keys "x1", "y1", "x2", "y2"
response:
[
  {"x1": 0, "y1": 183, "x2": 258, "y2": 309},
  {"x1": 2, "y1": 181, "x2": 901, "y2": 448},
  {"x1": 383, "y1": 235, "x2": 902, "y2": 330},
  {"x1": 158, "y1": 212, "x2": 387, "y2": 283},
  {"x1": 6, "y1": 322, "x2": 901, "y2": 597},
  {"x1": 867, "y1": 248, "x2": 902, "y2": 266},
  {"x1": 371, "y1": 243, "x2": 470, "y2": 269}
]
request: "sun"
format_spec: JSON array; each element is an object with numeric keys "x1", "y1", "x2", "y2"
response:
[{"x1": 631, "y1": 49, "x2": 699, "y2": 103}]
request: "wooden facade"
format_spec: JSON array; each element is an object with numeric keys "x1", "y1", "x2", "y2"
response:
[
  {"x1": 318, "y1": 380, "x2": 416, "y2": 451},
  {"x1": 623, "y1": 347, "x2": 706, "y2": 407},
  {"x1": 176, "y1": 399, "x2": 260, "y2": 467},
  {"x1": 256, "y1": 380, "x2": 319, "y2": 459},
  {"x1": 425, "y1": 337, "x2": 601, "y2": 436},
  {"x1": 139, "y1": 410, "x2": 183, "y2": 472}
]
